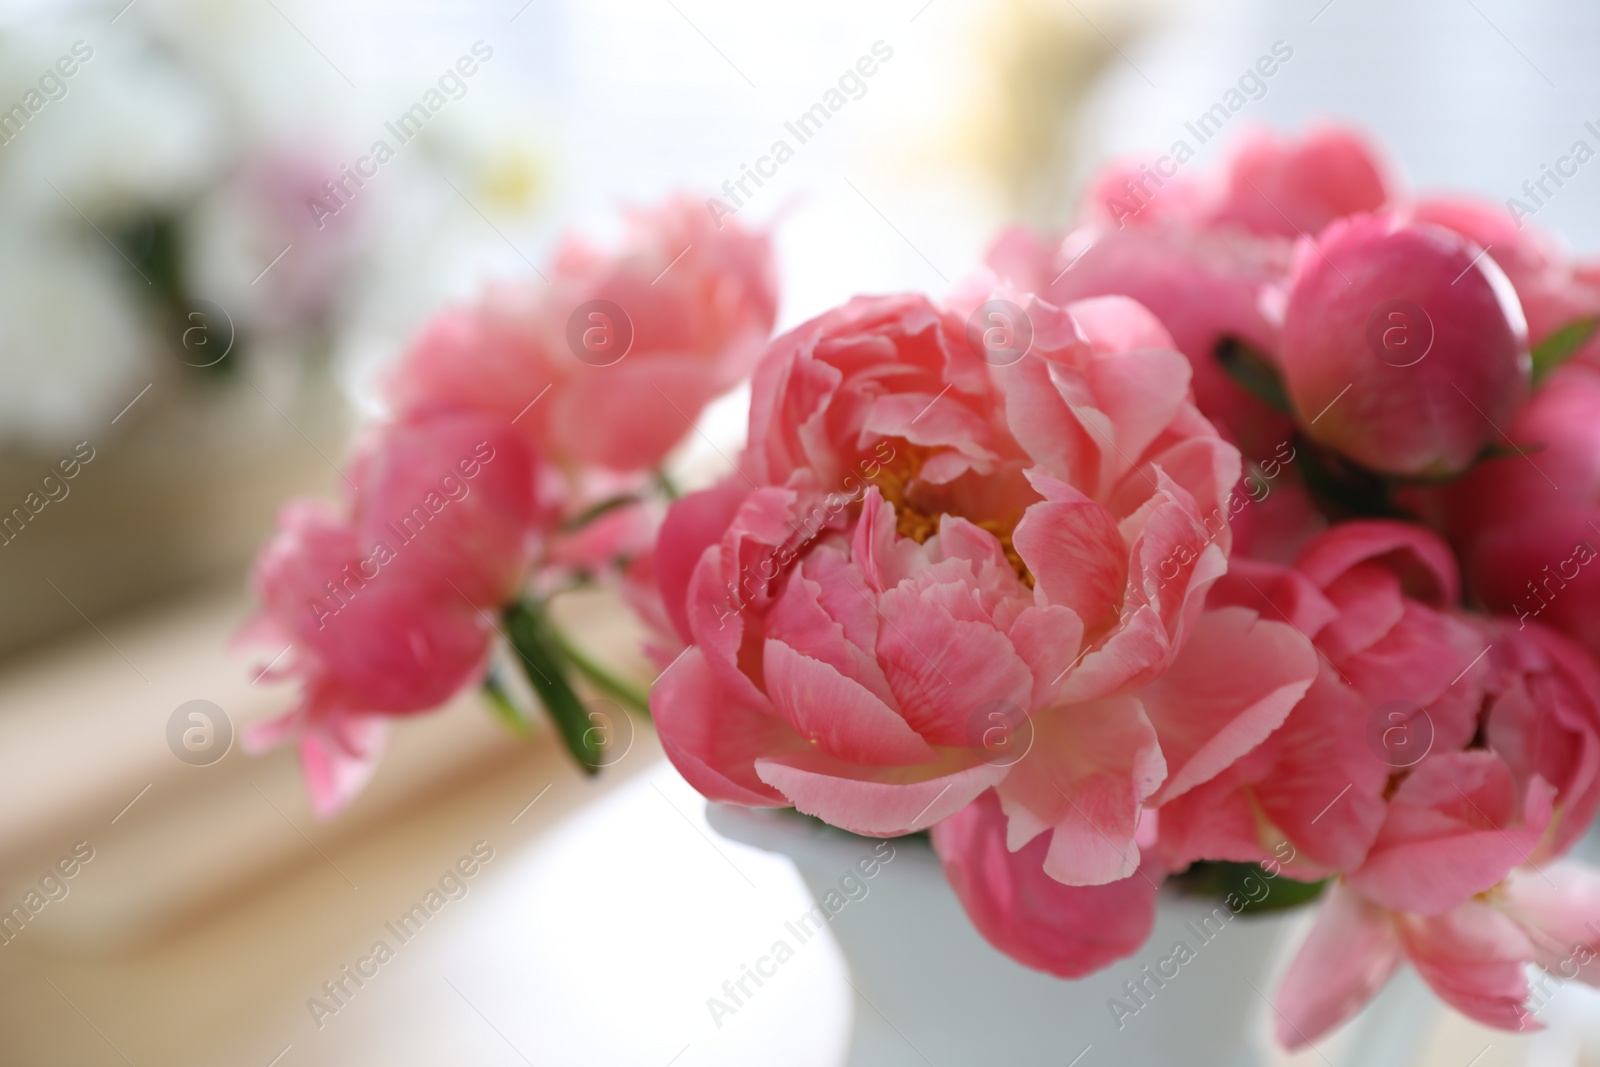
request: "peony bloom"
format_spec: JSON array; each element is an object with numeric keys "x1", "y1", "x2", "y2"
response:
[
  {"x1": 1279, "y1": 213, "x2": 1531, "y2": 476},
  {"x1": 651, "y1": 290, "x2": 1316, "y2": 886},
  {"x1": 992, "y1": 125, "x2": 1391, "y2": 462},
  {"x1": 1080, "y1": 123, "x2": 1391, "y2": 241},
  {"x1": 1203, "y1": 124, "x2": 1393, "y2": 240},
  {"x1": 1275, "y1": 864, "x2": 1600, "y2": 1045},
  {"x1": 1156, "y1": 521, "x2": 1490, "y2": 879},
  {"x1": 1341, "y1": 750, "x2": 1552, "y2": 916},
  {"x1": 1432, "y1": 364, "x2": 1600, "y2": 658},
  {"x1": 244, "y1": 413, "x2": 544, "y2": 816},
  {"x1": 1270, "y1": 619, "x2": 1592, "y2": 1042},
  {"x1": 345, "y1": 413, "x2": 544, "y2": 605},
  {"x1": 1076, "y1": 158, "x2": 1209, "y2": 233},
  {"x1": 931, "y1": 788, "x2": 1162, "y2": 977},
  {"x1": 1480, "y1": 620, "x2": 1600, "y2": 860},
  {"x1": 985, "y1": 217, "x2": 1293, "y2": 463},
  {"x1": 386, "y1": 194, "x2": 778, "y2": 473}
]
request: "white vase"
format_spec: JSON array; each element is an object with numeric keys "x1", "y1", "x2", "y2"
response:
[{"x1": 709, "y1": 802, "x2": 1438, "y2": 1067}]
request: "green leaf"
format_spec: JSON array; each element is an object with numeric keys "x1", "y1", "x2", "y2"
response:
[
  {"x1": 503, "y1": 600, "x2": 602, "y2": 774},
  {"x1": 1532, "y1": 316, "x2": 1599, "y2": 384},
  {"x1": 560, "y1": 494, "x2": 641, "y2": 532},
  {"x1": 1292, "y1": 438, "x2": 1408, "y2": 520},
  {"x1": 1170, "y1": 860, "x2": 1329, "y2": 914},
  {"x1": 1214, "y1": 336, "x2": 1291, "y2": 415}
]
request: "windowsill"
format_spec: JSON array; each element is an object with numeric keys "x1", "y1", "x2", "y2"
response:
[{"x1": 0, "y1": 580, "x2": 645, "y2": 955}]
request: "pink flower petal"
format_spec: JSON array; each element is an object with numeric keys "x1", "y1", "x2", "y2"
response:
[
  {"x1": 1152, "y1": 770, "x2": 1271, "y2": 870},
  {"x1": 1005, "y1": 603, "x2": 1086, "y2": 711},
  {"x1": 762, "y1": 640, "x2": 935, "y2": 765},
  {"x1": 1348, "y1": 752, "x2": 1551, "y2": 915},
  {"x1": 1398, "y1": 900, "x2": 1538, "y2": 1032},
  {"x1": 875, "y1": 585, "x2": 1035, "y2": 748},
  {"x1": 656, "y1": 483, "x2": 752, "y2": 644},
  {"x1": 1065, "y1": 294, "x2": 1175, "y2": 354},
  {"x1": 932, "y1": 789, "x2": 1161, "y2": 978},
  {"x1": 1207, "y1": 557, "x2": 1341, "y2": 638},
  {"x1": 1274, "y1": 883, "x2": 1404, "y2": 1048},
  {"x1": 1294, "y1": 519, "x2": 1461, "y2": 607},
  {"x1": 1500, "y1": 864, "x2": 1600, "y2": 984},
  {"x1": 1143, "y1": 607, "x2": 1318, "y2": 803},
  {"x1": 300, "y1": 714, "x2": 390, "y2": 820},
  {"x1": 1253, "y1": 667, "x2": 1390, "y2": 873},
  {"x1": 652, "y1": 648, "x2": 801, "y2": 807},
  {"x1": 764, "y1": 559, "x2": 893, "y2": 705},
  {"x1": 994, "y1": 693, "x2": 1165, "y2": 885},
  {"x1": 1082, "y1": 344, "x2": 1194, "y2": 481},
  {"x1": 754, "y1": 752, "x2": 1008, "y2": 836},
  {"x1": 1012, "y1": 492, "x2": 1127, "y2": 636}
]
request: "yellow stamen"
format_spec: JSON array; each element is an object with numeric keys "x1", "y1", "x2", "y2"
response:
[{"x1": 868, "y1": 443, "x2": 1033, "y2": 586}]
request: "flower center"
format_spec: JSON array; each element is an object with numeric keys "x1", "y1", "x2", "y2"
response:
[{"x1": 869, "y1": 443, "x2": 1033, "y2": 588}]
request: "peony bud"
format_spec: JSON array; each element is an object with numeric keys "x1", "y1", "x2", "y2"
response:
[
  {"x1": 1280, "y1": 214, "x2": 1530, "y2": 475},
  {"x1": 1435, "y1": 364, "x2": 1600, "y2": 657}
]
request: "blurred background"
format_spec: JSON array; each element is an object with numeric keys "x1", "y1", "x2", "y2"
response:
[{"x1": 3, "y1": 0, "x2": 1600, "y2": 1064}]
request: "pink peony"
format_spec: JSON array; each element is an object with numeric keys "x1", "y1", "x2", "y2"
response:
[
  {"x1": 1080, "y1": 123, "x2": 1392, "y2": 241},
  {"x1": 931, "y1": 788, "x2": 1162, "y2": 977},
  {"x1": 1341, "y1": 750, "x2": 1552, "y2": 916},
  {"x1": 1156, "y1": 521, "x2": 1489, "y2": 879},
  {"x1": 1204, "y1": 124, "x2": 1393, "y2": 240},
  {"x1": 244, "y1": 413, "x2": 544, "y2": 816},
  {"x1": 1269, "y1": 626, "x2": 1592, "y2": 1042},
  {"x1": 1480, "y1": 619, "x2": 1600, "y2": 860},
  {"x1": 1432, "y1": 364, "x2": 1600, "y2": 657},
  {"x1": 651, "y1": 290, "x2": 1316, "y2": 885},
  {"x1": 1076, "y1": 158, "x2": 1209, "y2": 233},
  {"x1": 345, "y1": 414, "x2": 543, "y2": 605},
  {"x1": 386, "y1": 194, "x2": 778, "y2": 473},
  {"x1": 1279, "y1": 213, "x2": 1530, "y2": 475},
  {"x1": 1275, "y1": 863, "x2": 1600, "y2": 1045},
  {"x1": 985, "y1": 220, "x2": 1294, "y2": 463},
  {"x1": 1003, "y1": 125, "x2": 1391, "y2": 459}
]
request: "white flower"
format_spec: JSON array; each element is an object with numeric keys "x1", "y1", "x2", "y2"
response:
[
  {"x1": 0, "y1": 21, "x2": 219, "y2": 218},
  {"x1": 0, "y1": 225, "x2": 146, "y2": 447}
]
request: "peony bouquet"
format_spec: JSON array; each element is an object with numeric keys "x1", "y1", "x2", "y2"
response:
[{"x1": 244, "y1": 126, "x2": 1600, "y2": 1046}]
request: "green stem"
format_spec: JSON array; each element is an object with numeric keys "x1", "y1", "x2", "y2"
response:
[
  {"x1": 551, "y1": 626, "x2": 653, "y2": 718},
  {"x1": 653, "y1": 468, "x2": 682, "y2": 501},
  {"x1": 502, "y1": 600, "x2": 602, "y2": 774},
  {"x1": 560, "y1": 493, "x2": 641, "y2": 532},
  {"x1": 481, "y1": 668, "x2": 531, "y2": 736}
]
